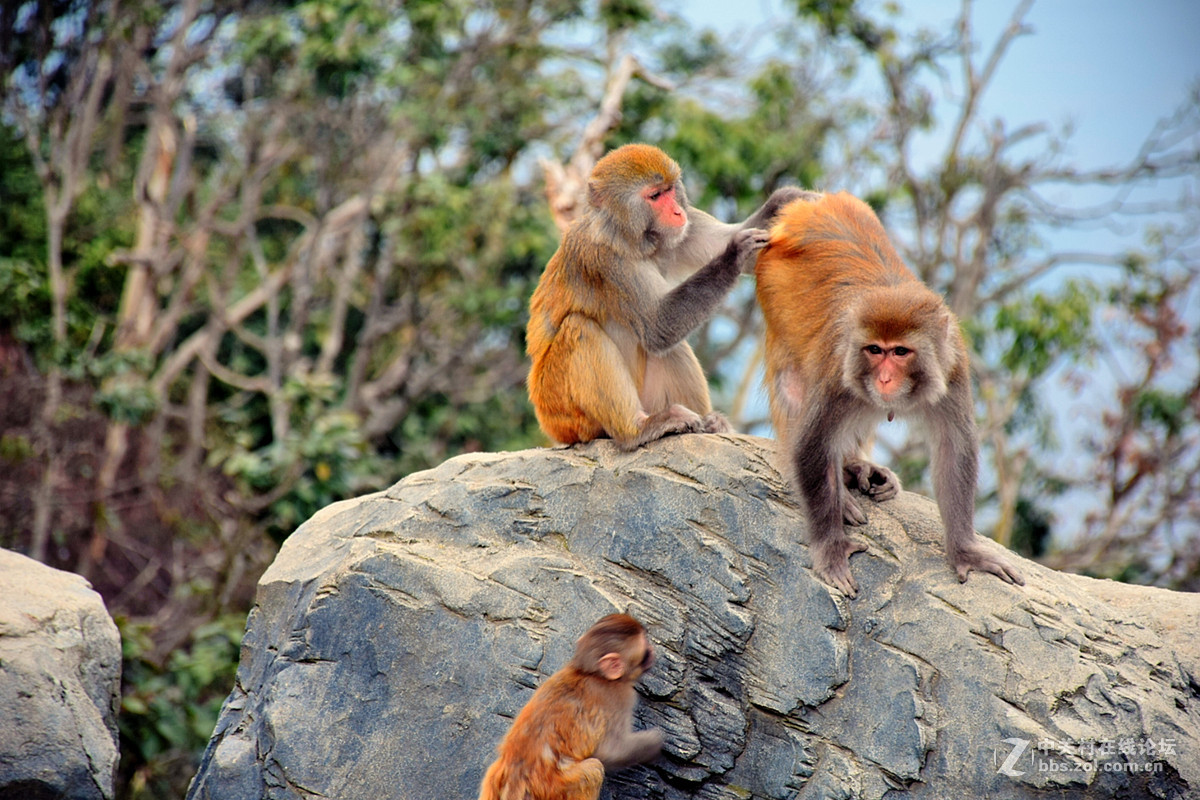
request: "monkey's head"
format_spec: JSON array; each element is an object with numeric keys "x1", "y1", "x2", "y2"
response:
[
  {"x1": 844, "y1": 286, "x2": 955, "y2": 411},
  {"x1": 587, "y1": 144, "x2": 690, "y2": 252},
  {"x1": 571, "y1": 613, "x2": 655, "y2": 683}
]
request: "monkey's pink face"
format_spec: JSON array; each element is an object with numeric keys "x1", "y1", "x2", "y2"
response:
[
  {"x1": 864, "y1": 342, "x2": 914, "y2": 401},
  {"x1": 643, "y1": 184, "x2": 687, "y2": 229}
]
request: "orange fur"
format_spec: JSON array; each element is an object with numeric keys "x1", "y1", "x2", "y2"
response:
[
  {"x1": 478, "y1": 614, "x2": 659, "y2": 800},
  {"x1": 527, "y1": 145, "x2": 723, "y2": 447},
  {"x1": 754, "y1": 191, "x2": 1025, "y2": 595},
  {"x1": 758, "y1": 193, "x2": 951, "y2": 370},
  {"x1": 756, "y1": 192, "x2": 964, "y2": 426}
]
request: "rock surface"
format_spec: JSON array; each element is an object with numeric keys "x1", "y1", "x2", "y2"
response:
[
  {"x1": 0, "y1": 548, "x2": 122, "y2": 800},
  {"x1": 187, "y1": 435, "x2": 1200, "y2": 800}
]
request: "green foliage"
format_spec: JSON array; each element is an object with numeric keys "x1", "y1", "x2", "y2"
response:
[
  {"x1": 659, "y1": 29, "x2": 727, "y2": 75},
  {"x1": 212, "y1": 373, "x2": 389, "y2": 541},
  {"x1": 600, "y1": 0, "x2": 654, "y2": 32},
  {"x1": 982, "y1": 280, "x2": 1097, "y2": 378},
  {"x1": 787, "y1": 0, "x2": 892, "y2": 51},
  {"x1": 0, "y1": 121, "x2": 135, "y2": 363},
  {"x1": 117, "y1": 614, "x2": 244, "y2": 799},
  {"x1": 0, "y1": 125, "x2": 46, "y2": 265},
  {"x1": 394, "y1": 390, "x2": 542, "y2": 478},
  {"x1": 93, "y1": 379, "x2": 160, "y2": 426},
  {"x1": 0, "y1": 433, "x2": 36, "y2": 464},
  {"x1": 1130, "y1": 388, "x2": 1191, "y2": 438},
  {"x1": 615, "y1": 57, "x2": 831, "y2": 215}
]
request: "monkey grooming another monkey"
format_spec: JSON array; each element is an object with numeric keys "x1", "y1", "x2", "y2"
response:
[
  {"x1": 528, "y1": 143, "x2": 809, "y2": 450},
  {"x1": 755, "y1": 191, "x2": 1026, "y2": 597},
  {"x1": 478, "y1": 613, "x2": 661, "y2": 800}
]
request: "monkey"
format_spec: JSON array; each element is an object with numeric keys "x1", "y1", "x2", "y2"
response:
[
  {"x1": 527, "y1": 143, "x2": 811, "y2": 450},
  {"x1": 754, "y1": 191, "x2": 1026, "y2": 597},
  {"x1": 478, "y1": 613, "x2": 661, "y2": 800}
]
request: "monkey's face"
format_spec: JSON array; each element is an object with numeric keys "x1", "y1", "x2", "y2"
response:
[
  {"x1": 629, "y1": 633, "x2": 655, "y2": 680},
  {"x1": 641, "y1": 182, "x2": 690, "y2": 250},
  {"x1": 863, "y1": 342, "x2": 915, "y2": 404}
]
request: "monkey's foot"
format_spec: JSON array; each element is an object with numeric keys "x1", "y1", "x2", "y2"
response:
[
  {"x1": 617, "y1": 405, "x2": 705, "y2": 451},
  {"x1": 843, "y1": 459, "x2": 901, "y2": 502},
  {"x1": 700, "y1": 411, "x2": 733, "y2": 434},
  {"x1": 557, "y1": 757, "x2": 605, "y2": 796},
  {"x1": 950, "y1": 545, "x2": 1026, "y2": 586},
  {"x1": 811, "y1": 536, "x2": 867, "y2": 598}
]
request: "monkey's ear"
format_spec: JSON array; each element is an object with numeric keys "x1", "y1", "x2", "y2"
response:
[
  {"x1": 598, "y1": 652, "x2": 626, "y2": 681},
  {"x1": 587, "y1": 180, "x2": 604, "y2": 209}
]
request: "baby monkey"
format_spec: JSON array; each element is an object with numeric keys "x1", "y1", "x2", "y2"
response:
[{"x1": 478, "y1": 613, "x2": 661, "y2": 800}]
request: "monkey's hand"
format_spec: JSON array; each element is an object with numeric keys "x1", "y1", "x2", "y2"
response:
[
  {"x1": 701, "y1": 411, "x2": 733, "y2": 434},
  {"x1": 744, "y1": 187, "x2": 823, "y2": 229},
  {"x1": 596, "y1": 728, "x2": 663, "y2": 770},
  {"x1": 950, "y1": 543, "x2": 1026, "y2": 586},
  {"x1": 843, "y1": 459, "x2": 901, "y2": 503},
  {"x1": 733, "y1": 226, "x2": 771, "y2": 274},
  {"x1": 811, "y1": 534, "x2": 866, "y2": 598}
]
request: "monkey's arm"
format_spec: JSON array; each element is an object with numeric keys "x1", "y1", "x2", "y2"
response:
[
  {"x1": 931, "y1": 382, "x2": 1025, "y2": 586},
  {"x1": 740, "y1": 187, "x2": 822, "y2": 230},
  {"x1": 594, "y1": 727, "x2": 663, "y2": 771},
  {"x1": 790, "y1": 402, "x2": 868, "y2": 598},
  {"x1": 643, "y1": 227, "x2": 768, "y2": 353}
]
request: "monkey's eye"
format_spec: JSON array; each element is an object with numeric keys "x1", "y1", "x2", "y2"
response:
[
  {"x1": 865, "y1": 344, "x2": 884, "y2": 355},
  {"x1": 647, "y1": 189, "x2": 662, "y2": 201},
  {"x1": 893, "y1": 346, "x2": 911, "y2": 356}
]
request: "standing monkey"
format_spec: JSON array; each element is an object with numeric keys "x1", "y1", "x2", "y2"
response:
[
  {"x1": 756, "y1": 191, "x2": 1026, "y2": 597},
  {"x1": 478, "y1": 613, "x2": 661, "y2": 800},
  {"x1": 528, "y1": 143, "x2": 809, "y2": 449}
]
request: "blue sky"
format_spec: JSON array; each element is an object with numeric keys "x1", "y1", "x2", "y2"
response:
[
  {"x1": 683, "y1": 0, "x2": 1200, "y2": 541},
  {"x1": 686, "y1": 0, "x2": 1200, "y2": 182}
]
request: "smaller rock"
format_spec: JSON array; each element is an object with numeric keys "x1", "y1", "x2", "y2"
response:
[{"x1": 0, "y1": 548, "x2": 122, "y2": 800}]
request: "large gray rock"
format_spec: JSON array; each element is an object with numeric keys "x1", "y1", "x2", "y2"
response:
[
  {"x1": 0, "y1": 548, "x2": 121, "y2": 800},
  {"x1": 187, "y1": 435, "x2": 1200, "y2": 800}
]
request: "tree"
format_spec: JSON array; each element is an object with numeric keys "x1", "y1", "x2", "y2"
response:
[
  {"x1": 2, "y1": 0, "x2": 602, "y2": 794},
  {"x1": 777, "y1": 0, "x2": 1200, "y2": 585}
]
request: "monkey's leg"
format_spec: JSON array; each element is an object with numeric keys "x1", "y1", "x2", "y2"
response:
[
  {"x1": 556, "y1": 757, "x2": 605, "y2": 800},
  {"x1": 624, "y1": 405, "x2": 707, "y2": 450},
  {"x1": 565, "y1": 317, "x2": 702, "y2": 450},
  {"x1": 840, "y1": 482, "x2": 869, "y2": 526},
  {"x1": 647, "y1": 344, "x2": 731, "y2": 434},
  {"x1": 948, "y1": 541, "x2": 1026, "y2": 585},
  {"x1": 533, "y1": 316, "x2": 608, "y2": 444},
  {"x1": 792, "y1": 428, "x2": 866, "y2": 598},
  {"x1": 930, "y1": 414, "x2": 1026, "y2": 586},
  {"x1": 843, "y1": 456, "x2": 901, "y2": 520}
]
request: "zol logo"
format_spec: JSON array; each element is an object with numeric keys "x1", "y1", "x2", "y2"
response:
[{"x1": 995, "y1": 737, "x2": 1030, "y2": 777}]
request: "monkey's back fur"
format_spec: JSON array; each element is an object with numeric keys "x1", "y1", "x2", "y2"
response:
[{"x1": 755, "y1": 191, "x2": 966, "y2": 408}]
